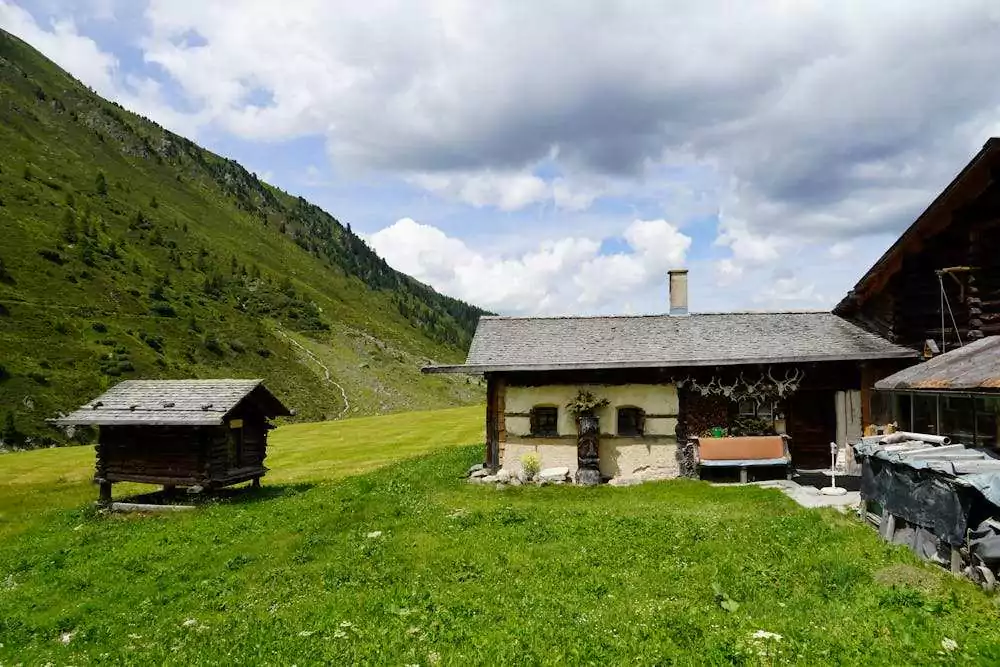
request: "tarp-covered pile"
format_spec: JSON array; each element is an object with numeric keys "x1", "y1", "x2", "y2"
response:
[{"x1": 854, "y1": 433, "x2": 1000, "y2": 583}]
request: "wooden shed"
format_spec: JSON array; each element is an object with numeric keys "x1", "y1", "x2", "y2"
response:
[{"x1": 53, "y1": 379, "x2": 291, "y2": 504}]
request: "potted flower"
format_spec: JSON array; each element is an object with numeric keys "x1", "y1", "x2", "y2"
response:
[{"x1": 566, "y1": 389, "x2": 610, "y2": 425}]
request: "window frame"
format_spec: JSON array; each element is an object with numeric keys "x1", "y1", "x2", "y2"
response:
[
  {"x1": 737, "y1": 400, "x2": 778, "y2": 420},
  {"x1": 530, "y1": 405, "x2": 560, "y2": 437},
  {"x1": 616, "y1": 406, "x2": 645, "y2": 437},
  {"x1": 734, "y1": 400, "x2": 783, "y2": 429}
]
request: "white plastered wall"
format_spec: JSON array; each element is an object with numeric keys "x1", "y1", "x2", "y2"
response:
[{"x1": 501, "y1": 383, "x2": 680, "y2": 479}]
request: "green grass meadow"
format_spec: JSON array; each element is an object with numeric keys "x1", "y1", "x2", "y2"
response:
[
  {"x1": 0, "y1": 405, "x2": 484, "y2": 540},
  {"x1": 3, "y1": 406, "x2": 1000, "y2": 664}
]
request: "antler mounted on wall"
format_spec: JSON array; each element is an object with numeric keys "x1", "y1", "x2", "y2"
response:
[
  {"x1": 774, "y1": 367, "x2": 805, "y2": 397},
  {"x1": 675, "y1": 366, "x2": 806, "y2": 400},
  {"x1": 733, "y1": 372, "x2": 762, "y2": 402},
  {"x1": 717, "y1": 375, "x2": 740, "y2": 398}
]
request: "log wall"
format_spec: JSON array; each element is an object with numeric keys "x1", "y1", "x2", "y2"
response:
[
  {"x1": 846, "y1": 180, "x2": 1000, "y2": 350},
  {"x1": 98, "y1": 425, "x2": 209, "y2": 485},
  {"x1": 96, "y1": 406, "x2": 271, "y2": 488}
]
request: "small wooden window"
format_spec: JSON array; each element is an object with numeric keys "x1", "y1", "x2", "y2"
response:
[
  {"x1": 617, "y1": 407, "x2": 644, "y2": 436},
  {"x1": 738, "y1": 400, "x2": 776, "y2": 420},
  {"x1": 530, "y1": 406, "x2": 559, "y2": 436}
]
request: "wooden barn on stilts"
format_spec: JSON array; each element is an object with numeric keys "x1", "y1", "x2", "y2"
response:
[{"x1": 53, "y1": 379, "x2": 291, "y2": 504}]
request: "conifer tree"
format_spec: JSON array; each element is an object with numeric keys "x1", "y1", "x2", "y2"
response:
[
  {"x1": 62, "y1": 208, "x2": 77, "y2": 243},
  {"x1": 95, "y1": 171, "x2": 108, "y2": 196},
  {"x1": 1, "y1": 412, "x2": 20, "y2": 447}
]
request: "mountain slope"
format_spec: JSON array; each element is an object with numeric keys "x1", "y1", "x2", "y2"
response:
[{"x1": 0, "y1": 28, "x2": 487, "y2": 446}]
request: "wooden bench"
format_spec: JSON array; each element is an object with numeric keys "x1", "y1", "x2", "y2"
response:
[{"x1": 693, "y1": 435, "x2": 793, "y2": 483}]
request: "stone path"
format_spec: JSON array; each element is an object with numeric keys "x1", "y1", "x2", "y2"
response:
[{"x1": 713, "y1": 477, "x2": 861, "y2": 511}]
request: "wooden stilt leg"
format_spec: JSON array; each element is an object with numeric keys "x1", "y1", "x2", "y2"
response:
[
  {"x1": 740, "y1": 467, "x2": 748, "y2": 484},
  {"x1": 251, "y1": 476, "x2": 261, "y2": 489},
  {"x1": 99, "y1": 480, "x2": 112, "y2": 506}
]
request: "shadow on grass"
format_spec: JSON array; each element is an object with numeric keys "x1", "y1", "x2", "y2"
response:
[{"x1": 116, "y1": 482, "x2": 317, "y2": 508}]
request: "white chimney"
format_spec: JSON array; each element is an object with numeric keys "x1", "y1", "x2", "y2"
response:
[{"x1": 668, "y1": 269, "x2": 689, "y2": 316}]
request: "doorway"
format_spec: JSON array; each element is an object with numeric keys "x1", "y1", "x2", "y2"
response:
[{"x1": 787, "y1": 390, "x2": 836, "y2": 468}]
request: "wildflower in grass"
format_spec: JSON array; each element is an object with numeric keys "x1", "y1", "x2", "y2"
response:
[
  {"x1": 59, "y1": 631, "x2": 75, "y2": 644},
  {"x1": 182, "y1": 618, "x2": 198, "y2": 628},
  {"x1": 752, "y1": 630, "x2": 783, "y2": 641},
  {"x1": 942, "y1": 638, "x2": 958, "y2": 652},
  {"x1": 333, "y1": 629, "x2": 347, "y2": 639},
  {"x1": 366, "y1": 530, "x2": 383, "y2": 539},
  {"x1": 298, "y1": 630, "x2": 314, "y2": 637},
  {"x1": 339, "y1": 621, "x2": 354, "y2": 628}
]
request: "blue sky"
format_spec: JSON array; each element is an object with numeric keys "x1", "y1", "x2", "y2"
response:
[{"x1": 3, "y1": 0, "x2": 999, "y2": 315}]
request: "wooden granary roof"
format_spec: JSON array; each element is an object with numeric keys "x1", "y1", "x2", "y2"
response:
[{"x1": 52, "y1": 379, "x2": 291, "y2": 427}]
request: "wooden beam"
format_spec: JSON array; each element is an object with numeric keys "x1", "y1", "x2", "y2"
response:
[
  {"x1": 860, "y1": 364, "x2": 873, "y2": 428},
  {"x1": 98, "y1": 480, "x2": 112, "y2": 506},
  {"x1": 485, "y1": 374, "x2": 499, "y2": 469},
  {"x1": 497, "y1": 375, "x2": 506, "y2": 450}
]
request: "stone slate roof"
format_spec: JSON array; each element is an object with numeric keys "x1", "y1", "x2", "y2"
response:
[
  {"x1": 425, "y1": 311, "x2": 916, "y2": 373},
  {"x1": 53, "y1": 379, "x2": 291, "y2": 427},
  {"x1": 875, "y1": 336, "x2": 1000, "y2": 393}
]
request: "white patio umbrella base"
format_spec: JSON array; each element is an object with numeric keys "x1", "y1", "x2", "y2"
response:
[{"x1": 820, "y1": 443, "x2": 847, "y2": 496}]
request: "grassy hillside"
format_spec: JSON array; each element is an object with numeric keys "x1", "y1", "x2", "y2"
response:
[
  {"x1": 0, "y1": 29, "x2": 487, "y2": 446},
  {"x1": 1, "y1": 411, "x2": 999, "y2": 663}
]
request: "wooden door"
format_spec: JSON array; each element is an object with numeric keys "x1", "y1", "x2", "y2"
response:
[{"x1": 787, "y1": 390, "x2": 836, "y2": 468}]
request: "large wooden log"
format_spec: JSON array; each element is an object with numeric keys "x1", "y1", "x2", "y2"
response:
[{"x1": 110, "y1": 502, "x2": 195, "y2": 513}]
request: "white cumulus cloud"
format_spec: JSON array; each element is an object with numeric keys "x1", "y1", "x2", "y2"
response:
[
  {"x1": 0, "y1": 1, "x2": 118, "y2": 96},
  {"x1": 368, "y1": 217, "x2": 691, "y2": 315},
  {"x1": 7, "y1": 0, "x2": 1000, "y2": 312}
]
